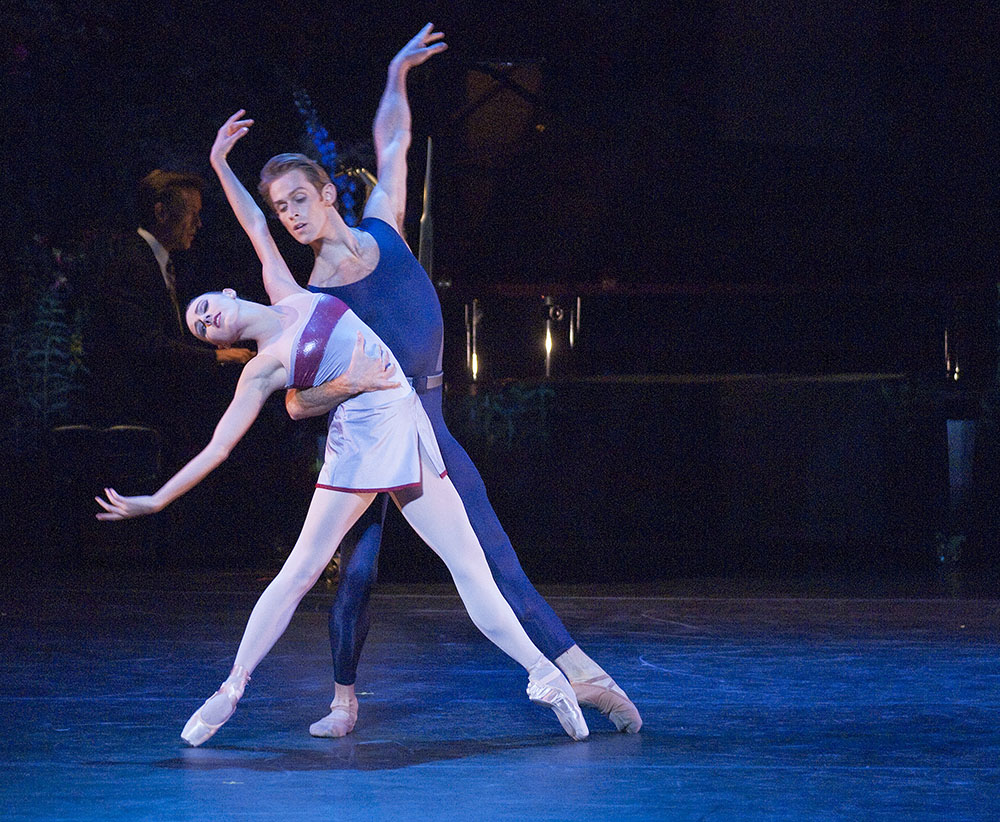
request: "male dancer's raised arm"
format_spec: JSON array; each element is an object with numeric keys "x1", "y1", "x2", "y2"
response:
[
  {"x1": 284, "y1": 24, "x2": 445, "y2": 421},
  {"x1": 364, "y1": 22, "x2": 446, "y2": 235}
]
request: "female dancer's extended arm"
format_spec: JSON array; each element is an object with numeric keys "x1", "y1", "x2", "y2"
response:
[
  {"x1": 210, "y1": 110, "x2": 304, "y2": 304},
  {"x1": 95, "y1": 355, "x2": 286, "y2": 520}
]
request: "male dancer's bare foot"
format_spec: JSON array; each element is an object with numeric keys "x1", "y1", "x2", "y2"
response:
[
  {"x1": 571, "y1": 676, "x2": 642, "y2": 733},
  {"x1": 309, "y1": 682, "x2": 358, "y2": 738}
]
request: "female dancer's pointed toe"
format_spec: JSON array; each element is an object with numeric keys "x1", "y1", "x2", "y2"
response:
[
  {"x1": 180, "y1": 666, "x2": 249, "y2": 747},
  {"x1": 181, "y1": 707, "x2": 228, "y2": 747},
  {"x1": 527, "y1": 667, "x2": 589, "y2": 741}
]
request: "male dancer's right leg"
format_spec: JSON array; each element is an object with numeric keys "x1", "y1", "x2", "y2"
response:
[
  {"x1": 182, "y1": 488, "x2": 374, "y2": 746},
  {"x1": 329, "y1": 494, "x2": 389, "y2": 685},
  {"x1": 310, "y1": 496, "x2": 387, "y2": 738},
  {"x1": 422, "y1": 389, "x2": 642, "y2": 732}
]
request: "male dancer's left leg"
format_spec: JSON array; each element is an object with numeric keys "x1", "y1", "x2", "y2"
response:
[
  {"x1": 329, "y1": 494, "x2": 389, "y2": 685},
  {"x1": 420, "y1": 387, "x2": 642, "y2": 733}
]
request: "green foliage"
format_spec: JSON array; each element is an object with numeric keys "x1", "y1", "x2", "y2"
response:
[
  {"x1": 448, "y1": 382, "x2": 555, "y2": 454},
  {"x1": 933, "y1": 531, "x2": 965, "y2": 566},
  {"x1": 0, "y1": 237, "x2": 89, "y2": 455}
]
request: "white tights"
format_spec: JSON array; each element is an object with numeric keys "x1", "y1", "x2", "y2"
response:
[{"x1": 230, "y1": 446, "x2": 546, "y2": 677}]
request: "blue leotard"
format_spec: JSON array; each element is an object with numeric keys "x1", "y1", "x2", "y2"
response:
[{"x1": 310, "y1": 217, "x2": 574, "y2": 684}]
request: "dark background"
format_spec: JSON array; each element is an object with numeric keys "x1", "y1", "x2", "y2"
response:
[
  {"x1": 5, "y1": 1, "x2": 994, "y2": 288},
  {"x1": 3, "y1": 1, "x2": 998, "y2": 583}
]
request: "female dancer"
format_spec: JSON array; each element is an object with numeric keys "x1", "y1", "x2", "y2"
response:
[{"x1": 95, "y1": 111, "x2": 588, "y2": 745}]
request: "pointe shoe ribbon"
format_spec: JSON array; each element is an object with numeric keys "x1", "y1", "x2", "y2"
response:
[
  {"x1": 527, "y1": 668, "x2": 589, "y2": 741},
  {"x1": 571, "y1": 675, "x2": 642, "y2": 733},
  {"x1": 181, "y1": 665, "x2": 250, "y2": 747}
]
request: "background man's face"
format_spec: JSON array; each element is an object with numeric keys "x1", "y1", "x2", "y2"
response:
[{"x1": 158, "y1": 188, "x2": 202, "y2": 252}]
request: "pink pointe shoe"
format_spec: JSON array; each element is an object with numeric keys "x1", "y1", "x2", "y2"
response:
[
  {"x1": 571, "y1": 675, "x2": 643, "y2": 733},
  {"x1": 527, "y1": 667, "x2": 589, "y2": 741},
  {"x1": 181, "y1": 665, "x2": 250, "y2": 747},
  {"x1": 308, "y1": 696, "x2": 359, "y2": 738}
]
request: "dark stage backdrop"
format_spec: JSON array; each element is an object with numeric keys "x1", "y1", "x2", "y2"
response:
[
  {"x1": 3, "y1": 2, "x2": 997, "y2": 579},
  {"x1": 3, "y1": 2, "x2": 994, "y2": 286}
]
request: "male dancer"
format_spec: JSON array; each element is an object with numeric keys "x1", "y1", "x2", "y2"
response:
[{"x1": 268, "y1": 24, "x2": 641, "y2": 736}]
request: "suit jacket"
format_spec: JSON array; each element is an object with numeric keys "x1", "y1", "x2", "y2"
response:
[{"x1": 87, "y1": 230, "x2": 220, "y2": 435}]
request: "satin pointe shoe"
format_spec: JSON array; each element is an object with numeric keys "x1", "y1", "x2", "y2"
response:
[
  {"x1": 527, "y1": 667, "x2": 589, "y2": 741},
  {"x1": 308, "y1": 696, "x2": 359, "y2": 738},
  {"x1": 181, "y1": 665, "x2": 250, "y2": 747},
  {"x1": 572, "y1": 675, "x2": 643, "y2": 733}
]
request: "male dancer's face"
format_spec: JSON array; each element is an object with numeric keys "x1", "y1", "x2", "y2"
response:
[{"x1": 269, "y1": 170, "x2": 335, "y2": 245}]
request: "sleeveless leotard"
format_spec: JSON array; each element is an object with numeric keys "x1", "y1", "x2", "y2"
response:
[{"x1": 308, "y1": 217, "x2": 442, "y2": 381}]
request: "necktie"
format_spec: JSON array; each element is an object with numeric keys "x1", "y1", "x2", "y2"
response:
[{"x1": 165, "y1": 259, "x2": 183, "y2": 335}]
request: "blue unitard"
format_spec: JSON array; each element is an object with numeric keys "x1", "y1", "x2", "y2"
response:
[{"x1": 310, "y1": 217, "x2": 575, "y2": 684}]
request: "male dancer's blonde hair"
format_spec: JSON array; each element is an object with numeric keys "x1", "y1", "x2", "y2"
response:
[{"x1": 258, "y1": 154, "x2": 333, "y2": 211}]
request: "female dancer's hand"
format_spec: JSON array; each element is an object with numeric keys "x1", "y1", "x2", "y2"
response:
[
  {"x1": 95, "y1": 488, "x2": 160, "y2": 521},
  {"x1": 391, "y1": 23, "x2": 447, "y2": 73},
  {"x1": 211, "y1": 109, "x2": 254, "y2": 167}
]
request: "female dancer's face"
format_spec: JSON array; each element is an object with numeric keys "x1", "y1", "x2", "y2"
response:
[
  {"x1": 186, "y1": 289, "x2": 241, "y2": 346},
  {"x1": 268, "y1": 170, "x2": 337, "y2": 245}
]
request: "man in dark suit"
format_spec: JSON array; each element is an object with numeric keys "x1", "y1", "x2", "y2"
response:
[{"x1": 90, "y1": 170, "x2": 254, "y2": 457}]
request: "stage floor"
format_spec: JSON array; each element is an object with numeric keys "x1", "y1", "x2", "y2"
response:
[{"x1": 2, "y1": 571, "x2": 998, "y2": 821}]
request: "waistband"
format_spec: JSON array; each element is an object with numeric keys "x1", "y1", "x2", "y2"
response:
[{"x1": 407, "y1": 372, "x2": 444, "y2": 393}]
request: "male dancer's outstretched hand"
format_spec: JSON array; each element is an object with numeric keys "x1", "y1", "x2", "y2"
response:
[{"x1": 391, "y1": 23, "x2": 448, "y2": 73}]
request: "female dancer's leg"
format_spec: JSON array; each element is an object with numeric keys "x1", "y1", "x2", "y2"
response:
[
  {"x1": 182, "y1": 488, "x2": 374, "y2": 746},
  {"x1": 390, "y1": 469, "x2": 542, "y2": 669},
  {"x1": 185, "y1": 449, "x2": 586, "y2": 744},
  {"x1": 389, "y1": 446, "x2": 588, "y2": 740}
]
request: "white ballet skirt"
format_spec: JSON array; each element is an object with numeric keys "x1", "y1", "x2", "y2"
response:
[
  {"x1": 266, "y1": 291, "x2": 446, "y2": 493},
  {"x1": 318, "y1": 390, "x2": 445, "y2": 492}
]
